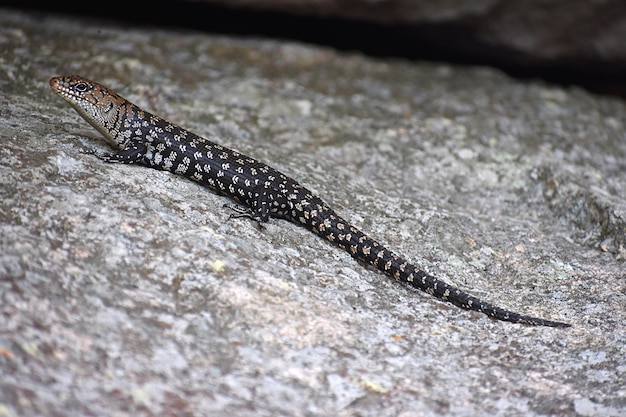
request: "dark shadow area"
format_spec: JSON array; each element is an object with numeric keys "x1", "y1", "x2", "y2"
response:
[{"x1": 3, "y1": 0, "x2": 625, "y2": 99}]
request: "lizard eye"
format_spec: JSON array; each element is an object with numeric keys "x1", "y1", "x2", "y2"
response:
[{"x1": 74, "y1": 82, "x2": 88, "y2": 92}]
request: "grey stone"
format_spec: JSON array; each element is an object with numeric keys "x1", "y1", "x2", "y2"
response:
[{"x1": 0, "y1": 8, "x2": 624, "y2": 417}]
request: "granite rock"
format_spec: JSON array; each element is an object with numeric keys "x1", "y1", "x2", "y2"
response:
[{"x1": 0, "y1": 8, "x2": 624, "y2": 417}]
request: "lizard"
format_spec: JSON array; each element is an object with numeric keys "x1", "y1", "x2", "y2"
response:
[{"x1": 49, "y1": 75, "x2": 571, "y2": 328}]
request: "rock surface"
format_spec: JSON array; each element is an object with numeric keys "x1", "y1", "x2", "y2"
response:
[{"x1": 1, "y1": 8, "x2": 625, "y2": 417}]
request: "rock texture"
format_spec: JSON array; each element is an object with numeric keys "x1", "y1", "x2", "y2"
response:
[{"x1": 1, "y1": 8, "x2": 625, "y2": 417}]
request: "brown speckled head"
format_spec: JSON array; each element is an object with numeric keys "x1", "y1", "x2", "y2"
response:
[{"x1": 50, "y1": 75, "x2": 128, "y2": 148}]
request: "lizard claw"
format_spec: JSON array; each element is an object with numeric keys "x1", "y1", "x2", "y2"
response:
[
  {"x1": 79, "y1": 148, "x2": 111, "y2": 161},
  {"x1": 223, "y1": 203, "x2": 266, "y2": 229}
]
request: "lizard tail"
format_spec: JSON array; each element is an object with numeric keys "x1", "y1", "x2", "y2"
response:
[{"x1": 307, "y1": 207, "x2": 570, "y2": 327}]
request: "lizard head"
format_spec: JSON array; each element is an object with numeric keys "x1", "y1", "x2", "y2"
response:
[{"x1": 50, "y1": 75, "x2": 127, "y2": 148}]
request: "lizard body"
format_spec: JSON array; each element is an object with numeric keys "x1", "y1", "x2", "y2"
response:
[{"x1": 50, "y1": 75, "x2": 570, "y2": 327}]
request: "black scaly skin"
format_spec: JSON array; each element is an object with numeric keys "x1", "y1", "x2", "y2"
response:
[{"x1": 50, "y1": 75, "x2": 570, "y2": 328}]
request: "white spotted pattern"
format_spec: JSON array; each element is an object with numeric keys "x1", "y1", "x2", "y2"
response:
[{"x1": 49, "y1": 75, "x2": 571, "y2": 328}]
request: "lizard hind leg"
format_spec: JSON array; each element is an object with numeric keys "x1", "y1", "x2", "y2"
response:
[
  {"x1": 223, "y1": 203, "x2": 257, "y2": 220},
  {"x1": 223, "y1": 184, "x2": 281, "y2": 226},
  {"x1": 248, "y1": 184, "x2": 290, "y2": 223},
  {"x1": 223, "y1": 203, "x2": 267, "y2": 231}
]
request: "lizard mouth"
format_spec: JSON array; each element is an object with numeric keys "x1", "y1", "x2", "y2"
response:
[
  {"x1": 49, "y1": 76, "x2": 67, "y2": 93},
  {"x1": 50, "y1": 76, "x2": 78, "y2": 102},
  {"x1": 50, "y1": 75, "x2": 93, "y2": 103}
]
